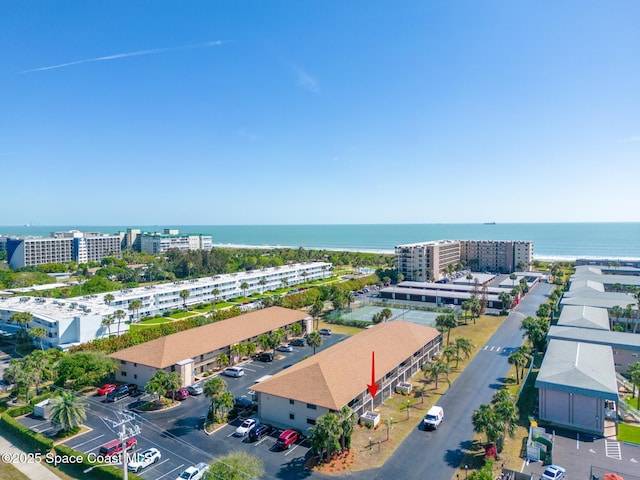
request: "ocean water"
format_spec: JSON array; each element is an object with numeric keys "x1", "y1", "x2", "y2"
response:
[{"x1": 1, "y1": 223, "x2": 639, "y2": 260}]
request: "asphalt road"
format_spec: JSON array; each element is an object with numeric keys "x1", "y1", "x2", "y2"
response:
[{"x1": 342, "y1": 281, "x2": 555, "y2": 480}]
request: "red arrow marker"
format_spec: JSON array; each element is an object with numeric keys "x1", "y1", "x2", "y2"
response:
[{"x1": 367, "y1": 351, "x2": 379, "y2": 398}]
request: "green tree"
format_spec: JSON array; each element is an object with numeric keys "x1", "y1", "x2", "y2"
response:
[
  {"x1": 309, "y1": 300, "x2": 324, "y2": 331},
  {"x1": 423, "y1": 359, "x2": 449, "y2": 390},
  {"x1": 128, "y1": 299, "x2": 142, "y2": 323},
  {"x1": 217, "y1": 353, "x2": 230, "y2": 368},
  {"x1": 104, "y1": 293, "x2": 115, "y2": 305},
  {"x1": 230, "y1": 344, "x2": 243, "y2": 364},
  {"x1": 628, "y1": 361, "x2": 640, "y2": 398},
  {"x1": 28, "y1": 326, "x2": 47, "y2": 350},
  {"x1": 203, "y1": 376, "x2": 228, "y2": 421},
  {"x1": 309, "y1": 412, "x2": 341, "y2": 462},
  {"x1": 50, "y1": 391, "x2": 87, "y2": 433},
  {"x1": 338, "y1": 406, "x2": 356, "y2": 450},
  {"x1": 101, "y1": 314, "x2": 114, "y2": 338},
  {"x1": 211, "y1": 288, "x2": 220, "y2": 305},
  {"x1": 145, "y1": 370, "x2": 169, "y2": 401},
  {"x1": 244, "y1": 341, "x2": 257, "y2": 358},
  {"x1": 240, "y1": 282, "x2": 249, "y2": 299},
  {"x1": 6, "y1": 358, "x2": 36, "y2": 402},
  {"x1": 466, "y1": 273, "x2": 473, "y2": 284},
  {"x1": 492, "y1": 390, "x2": 518, "y2": 439},
  {"x1": 435, "y1": 314, "x2": 457, "y2": 345},
  {"x1": 472, "y1": 403, "x2": 505, "y2": 446},
  {"x1": 624, "y1": 304, "x2": 635, "y2": 333},
  {"x1": 454, "y1": 337, "x2": 473, "y2": 368},
  {"x1": 204, "y1": 451, "x2": 265, "y2": 480},
  {"x1": 508, "y1": 350, "x2": 527, "y2": 384},
  {"x1": 290, "y1": 322, "x2": 303, "y2": 337},
  {"x1": 114, "y1": 309, "x2": 126, "y2": 336},
  {"x1": 11, "y1": 312, "x2": 32, "y2": 344},
  {"x1": 468, "y1": 459, "x2": 495, "y2": 480},
  {"x1": 381, "y1": 308, "x2": 393, "y2": 320},
  {"x1": 306, "y1": 331, "x2": 323, "y2": 355},
  {"x1": 468, "y1": 295, "x2": 481, "y2": 324},
  {"x1": 167, "y1": 371, "x2": 181, "y2": 402},
  {"x1": 57, "y1": 351, "x2": 117, "y2": 389},
  {"x1": 509, "y1": 273, "x2": 518, "y2": 287},
  {"x1": 499, "y1": 291, "x2": 513, "y2": 310},
  {"x1": 611, "y1": 305, "x2": 623, "y2": 329},
  {"x1": 179, "y1": 289, "x2": 190, "y2": 310},
  {"x1": 25, "y1": 350, "x2": 50, "y2": 394},
  {"x1": 257, "y1": 334, "x2": 271, "y2": 352},
  {"x1": 521, "y1": 316, "x2": 549, "y2": 352}
]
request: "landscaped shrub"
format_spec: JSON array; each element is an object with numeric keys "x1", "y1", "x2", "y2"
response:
[
  {"x1": 7, "y1": 404, "x2": 34, "y2": 417},
  {"x1": 0, "y1": 413, "x2": 53, "y2": 452},
  {"x1": 54, "y1": 443, "x2": 144, "y2": 480}
]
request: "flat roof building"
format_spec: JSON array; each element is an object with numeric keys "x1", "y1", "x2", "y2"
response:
[
  {"x1": 556, "y1": 305, "x2": 611, "y2": 331},
  {"x1": 252, "y1": 321, "x2": 441, "y2": 431}
]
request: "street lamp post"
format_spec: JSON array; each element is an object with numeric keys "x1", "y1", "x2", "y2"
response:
[{"x1": 465, "y1": 464, "x2": 469, "y2": 479}]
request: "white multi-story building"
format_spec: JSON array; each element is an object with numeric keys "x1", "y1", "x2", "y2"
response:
[
  {"x1": 0, "y1": 262, "x2": 332, "y2": 350},
  {"x1": 137, "y1": 229, "x2": 213, "y2": 254},
  {"x1": 6, "y1": 231, "x2": 122, "y2": 269}
]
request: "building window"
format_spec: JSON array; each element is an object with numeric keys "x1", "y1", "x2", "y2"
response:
[
  {"x1": 289, "y1": 399, "x2": 294, "y2": 405},
  {"x1": 120, "y1": 360, "x2": 126, "y2": 365},
  {"x1": 289, "y1": 413, "x2": 295, "y2": 420},
  {"x1": 171, "y1": 366, "x2": 175, "y2": 372},
  {"x1": 121, "y1": 371, "x2": 127, "y2": 376},
  {"x1": 306, "y1": 403, "x2": 317, "y2": 410},
  {"x1": 134, "y1": 363, "x2": 137, "y2": 367},
  {"x1": 134, "y1": 374, "x2": 137, "y2": 379},
  {"x1": 307, "y1": 418, "x2": 316, "y2": 425}
]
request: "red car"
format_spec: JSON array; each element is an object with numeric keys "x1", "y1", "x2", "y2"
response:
[
  {"x1": 97, "y1": 383, "x2": 119, "y2": 396},
  {"x1": 99, "y1": 437, "x2": 137, "y2": 457},
  {"x1": 276, "y1": 429, "x2": 299, "y2": 449},
  {"x1": 166, "y1": 388, "x2": 189, "y2": 400}
]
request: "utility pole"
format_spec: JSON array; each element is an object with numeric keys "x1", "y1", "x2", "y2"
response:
[{"x1": 102, "y1": 411, "x2": 140, "y2": 480}]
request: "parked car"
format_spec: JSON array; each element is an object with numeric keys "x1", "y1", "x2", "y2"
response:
[
  {"x1": 276, "y1": 429, "x2": 299, "y2": 449},
  {"x1": 166, "y1": 388, "x2": 189, "y2": 400},
  {"x1": 97, "y1": 383, "x2": 119, "y2": 396},
  {"x1": 258, "y1": 352, "x2": 274, "y2": 362},
  {"x1": 541, "y1": 465, "x2": 566, "y2": 480},
  {"x1": 234, "y1": 396, "x2": 255, "y2": 409},
  {"x1": 289, "y1": 338, "x2": 305, "y2": 347},
  {"x1": 318, "y1": 328, "x2": 332, "y2": 336},
  {"x1": 234, "y1": 418, "x2": 259, "y2": 436},
  {"x1": 186, "y1": 383, "x2": 203, "y2": 395},
  {"x1": 99, "y1": 437, "x2": 138, "y2": 457},
  {"x1": 248, "y1": 424, "x2": 274, "y2": 442},
  {"x1": 276, "y1": 344, "x2": 293, "y2": 353},
  {"x1": 176, "y1": 462, "x2": 210, "y2": 480},
  {"x1": 106, "y1": 384, "x2": 138, "y2": 402},
  {"x1": 127, "y1": 448, "x2": 161, "y2": 473},
  {"x1": 223, "y1": 366, "x2": 245, "y2": 377}
]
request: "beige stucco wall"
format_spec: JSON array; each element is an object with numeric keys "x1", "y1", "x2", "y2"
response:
[
  {"x1": 257, "y1": 393, "x2": 331, "y2": 433},
  {"x1": 539, "y1": 388, "x2": 605, "y2": 434}
]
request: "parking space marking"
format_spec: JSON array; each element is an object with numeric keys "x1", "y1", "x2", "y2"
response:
[
  {"x1": 254, "y1": 436, "x2": 270, "y2": 446},
  {"x1": 605, "y1": 439, "x2": 622, "y2": 460},
  {"x1": 84, "y1": 444, "x2": 104, "y2": 454},
  {"x1": 139, "y1": 457, "x2": 169, "y2": 474},
  {"x1": 153, "y1": 463, "x2": 184, "y2": 480},
  {"x1": 284, "y1": 444, "x2": 301, "y2": 457},
  {"x1": 68, "y1": 434, "x2": 104, "y2": 450}
]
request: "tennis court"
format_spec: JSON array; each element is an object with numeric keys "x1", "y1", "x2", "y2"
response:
[{"x1": 333, "y1": 305, "x2": 440, "y2": 327}]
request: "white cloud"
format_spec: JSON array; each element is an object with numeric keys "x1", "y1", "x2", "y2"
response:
[
  {"x1": 620, "y1": 135, "x2": 640, "y2": 143},
  {"x1": 291, "y1": 65, "x2": 319, "y2": 94},
  {"x1": 20, "y1": 40, "x2": 224, "y2": 74}
]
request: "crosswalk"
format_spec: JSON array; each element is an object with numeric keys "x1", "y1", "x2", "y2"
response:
[
  {"x1": 481, "y1": 345, "x2": 514, "y2": 354},
  {"x1": 605, "y1": 439, "x2": 622, "y2": 460}
]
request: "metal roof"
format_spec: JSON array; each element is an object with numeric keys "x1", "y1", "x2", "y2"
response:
[
  {"x1": 547, "y1": 325, "x2": 640, "y2": 351},
  {"x1": 556, "y1": 305, "x2": 610, "y2": 331}
]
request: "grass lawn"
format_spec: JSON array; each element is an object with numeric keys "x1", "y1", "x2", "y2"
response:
[
  {"x1": 317, "y1": 319, "x2": 364, "y2": 337},
  {"x1": 136, "y1": 316, "x2": 174, "y2": 326},
  {"x1": 169, "y1": 311, "x2": 194, "y2": 319},
  {"x1": 618, "y1": 423, "x2": 640, "y2": 445},
  {"x1": 0, "y1": 462, "x2": 29, "y2": 480},
  {"x1": 625, "y1": 395, "x2": 639, "y2": 409},
  {"x1": 213, "y1": 301, "x2": 235, "y2": 309},
  {"x1": 346, "y1": 313, "x2": 509, "y2": 472}
]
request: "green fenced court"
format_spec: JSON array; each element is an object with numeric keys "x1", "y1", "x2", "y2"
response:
[{"x1": 330, "y1": 304, "x2": 440, "y2": 327}]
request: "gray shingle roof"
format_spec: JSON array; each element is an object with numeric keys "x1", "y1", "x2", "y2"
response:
[
  {"x1": 547, "y1": 325, "x2": 640, "y2": 351},
  {"x1": 556, "y1": 305, "x2": 610, "y2": 331}
]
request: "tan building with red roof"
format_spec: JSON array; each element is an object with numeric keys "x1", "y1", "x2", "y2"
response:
[
  {"x1": 252, "y1": 321, "x2": 441, "y2": 431},
  {"x1": 109, "y1": 306, "x2": 311, "y2": 388}
]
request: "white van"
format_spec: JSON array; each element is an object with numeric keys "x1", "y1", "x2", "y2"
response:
[
  {"x1": 423, "y1": 406, "x2": 444, "y2": 430},
  {"x1": 223, "y1": 366, "x2": 245, "y2": 378}
]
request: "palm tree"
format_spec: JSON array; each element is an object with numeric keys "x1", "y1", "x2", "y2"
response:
[
  {"x1": 466, "y1": 273, "x2": 473, "y2": 285},
  {"x1": 345, "y1": 291, "x2": 355, "y2": 310},
  {"x1": 611, "y1": 306, "x2": 623, "y2": 329},
  {"x1": 381, "y1": 308, "x2": 393, "y2": 321},
  {"x1": 280, "y1": 277, "x2": 289, "y2": 291},
  {"x1": 180, "y1": 290, "x2": 190, "y2": 310},
  {"x1": 104, "y1": 293, "x2": 115, "y2": 306},
  {"x1": 28, "y1": 327, "x2": 47, "y2": 350},
  {"x1": 211, "y1": 288, "x2": 220, "y2": 305},
  {"x1": 628, "y1": 361, "x2": 640, "y2": 398},
  {"x1": 257, "y1": 334, "x2": 271, "y2": 352},
  {"x1": 309, "y1": 299, "x2": 324, "y2": 331},
  {"x1": 203, "y1": 376, "x2": 228, "y2": 421},
  {"x1": 114, "y1": 309, "x2": 126, "y2": 336},
  {"x1": 230, "y1": 344, "x2": 243, "y2": 365},
  {"x1": 244, "y1": 341, "x2": 257, "y2": 358},
  {"x1": 435, "y1": 314, "x2": 457, "y2": 345},
  {"x1": 145, "y1": 370, "x2": 169, "y2": 401},
  {"x1": 101, "y1": 315, "x2": 114, "y2": 338},
  {"x1": 338, "y1": 406, "x2": 356, "y2": 450},
  {"x1": 624, "y1": 304, "x2": 635, "y2": 333},
  {"x1": 259, "y1": 277, "x2": 267, "y2": 293},
  {"x1": 454, "y1": 337, "x2": 473, "y2": 368},
  {"x1": 472, "y1": 403, "x2": 505, "y2": 447},
  {"x1": 306, "y1": 331, "x2": 322, "y2": 355},
  {"x1": 25, "y1": 351, "x2": 49, "y2": 394},
  {"x1": 216, "y1": 353, "x2": 230, "y2": 368},
  {"x1": 128, "y1": 299, "x2": 142, "y2": 323},
  {"x1": 441, "y1": 345, "x2": 458, "y2": 366},
  {"x1": 240, "y1": 282, "x2": 249, "y2": 299},
  {"x1": 491, "y1": 391, "x2": 518, "y2": 439},
  {"x1": 508, "y1": 350, "x2": 527, "y2": 384},
  {"x1": 499, "y1": 291, "x2": 513, "y2": 310},
  {"x1": 290, "y1": 323, "x2": 303, "y2": 337},
  {"x1": 50, "y1": 391, "x2": 87, "y2": 433},
  {"x1": 11, "y1": 312, "x2": 32, "y2": 345},
  {"x1": 509, "y1": 273, "x2": 518, "y2": 287},
  {"x1": 166, "y1": 371, "x2": 181, "y2": 402},
  {"x1": 423, "y1": 360, "x2": 449, "y2": 390}
]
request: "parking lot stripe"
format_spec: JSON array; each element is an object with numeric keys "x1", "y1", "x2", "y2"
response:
[
  {"x1": 255, "y1": 436, "x2": 270, "y2": 446},
  {"x1": 284, "y1": 444, "x2": 300, "y2": 457},
  {"x1": 140, "y1": 457, "x2": 169, "y2": 473},
  {"x1": 68, "y1": 434, "x2": 104, "y2": 450},
  {"x1": 153, "y1": 463, "x2": 184, "y2": 480}
]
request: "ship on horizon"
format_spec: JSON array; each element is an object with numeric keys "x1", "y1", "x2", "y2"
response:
[{"x1": 483, "y1": 222, "x2": 496, "y2": 225}]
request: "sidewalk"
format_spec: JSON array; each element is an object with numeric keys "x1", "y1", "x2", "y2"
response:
[{"x1": 0, "y1": 433, "x2": 62, "y2": 480}]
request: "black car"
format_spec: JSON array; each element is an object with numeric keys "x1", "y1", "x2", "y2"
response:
[
  {"x1": 106, "y1": 383, "x2": 138, "y2": 402},
  {"x1": 258, "y1": 352, "x2": 274, "y2": 362},
  {"x1": 248, "y1": 424, "x2": 274, "y2": 441},
  {"x1": 289, "y1": 338, "x2": 305, "y2": 347},
  {"x1": 234, "y1": 396, "x2": 256, "y2": 409}
]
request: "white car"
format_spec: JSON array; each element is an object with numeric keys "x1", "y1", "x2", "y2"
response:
[
  {"x1": 176, "y1": 462, "x2": 210, "y2": 480},
  {"x1": 234, "y1": 418, "x2": 259, "y2": 436},
  {"x1": 276, "y1": 344, "x2": 293, "y2": 352},
  {"x1": 127, "y1": 448, "x2": 161, "y2": 473},
  {"x1": 541, "y1": 465, "x2": 566, "y2": 480}
]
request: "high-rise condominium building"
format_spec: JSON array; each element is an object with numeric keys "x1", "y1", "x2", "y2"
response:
[{"x1": 395, "y1": 240, "x2": 533, "y2": 281}]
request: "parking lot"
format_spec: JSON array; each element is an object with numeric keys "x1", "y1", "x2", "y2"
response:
[
  {"x1": 521, "y1": 426, "x2": 640, "y2": 480},
  {"x1": 18, "y1": 333, "x2": 346, "y2": 479}
]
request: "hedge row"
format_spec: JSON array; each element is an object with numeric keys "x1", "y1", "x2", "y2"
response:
[
  {"x1": 0, "y1": 412, "x2": 53, "y2": 452},
  {"x1": 325, "y1": 317, "x2": 370, "y2": 329}
]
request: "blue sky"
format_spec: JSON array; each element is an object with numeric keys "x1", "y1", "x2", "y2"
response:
[{"x1": 2, "y1": 1, "x2": 639, "y2": 225}]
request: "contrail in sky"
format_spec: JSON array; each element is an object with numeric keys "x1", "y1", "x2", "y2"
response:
[{"x1": 20, "y1": 40, "x2": 224, "y2": 74}]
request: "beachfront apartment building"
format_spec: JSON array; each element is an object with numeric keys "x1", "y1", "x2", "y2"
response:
[
  {"x1": 6, "y1": 231, "x2": 121, "y2": 269},
  {"x1": 396, "y1": 240, "x2": 533, "y2": 281},
  {"x1": 120, "y1": 228, "x2": 213, "y2": 254},
  {"x1": 0, "y1": 261, "x2": 331, "y2": 349}
]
